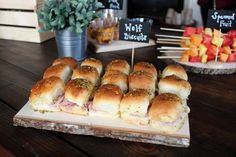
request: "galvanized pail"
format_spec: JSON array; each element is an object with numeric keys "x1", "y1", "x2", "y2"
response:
[{"x1": 55, "y1": 28, "x2": 87, "y2": 61}]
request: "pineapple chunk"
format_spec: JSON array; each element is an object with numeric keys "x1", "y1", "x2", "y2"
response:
[
  {"x1": 204, "y1": 28, "x2": 213, "y2": 36},
  {"x1": 212, "y1": 36, "x2": 224, "y2": 47},
  {"x1": 199, "y1": 44, "x2": 207, "y2": 56},
  {"x1": 213, "y1": 29, "x2": 223, "y2": 37},
  {"x1": 201, "y1": 54, "x2": 208, "y2": 63}
]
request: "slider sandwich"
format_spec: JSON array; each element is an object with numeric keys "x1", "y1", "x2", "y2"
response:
[
  {"x1": 158, "y1": 75, "x2": 191, "y2": 100},
  {"x1": 120, "y1": 89, "x2": 150, "y2": 125},
  {"x1": 149, "y1": 93, "x2": 190, "y2": 133},
  {"x1": 81, "y1": 58, "x2": 103, "y2": 76},
  {"x1": 102, "y1": 70, "x2": 128, "y2": 93},
  {"x1": 60, "y1": 78, "x2": 93, "y2": 115},
  {"x1": 133, "y1": 62, "x2": 158, "y2": 80},
  {"x1": 29, "y1": 76, "x2": 65, "y2": 112},
  {"x1": 128, "y1": 71, "x2": 156, "y2": 99},
  {"x1": 106, "y1": 59, "x2": 130, "y2": 75},
  {"x1": 89, "y1": 84, "x2": 122, "y2": 118},
  {"x1": 72, "y1": 66, "x2": 99, "y2": 86},
  {"x1": 43, "y1": 64, "x2": 72, "y2": 83},
  {"x1": 162, "y1": 64, "x2": 188, "y2": 81},
  {"x1": 52, "y1": 57, "x2": 78, "y2": 69}
]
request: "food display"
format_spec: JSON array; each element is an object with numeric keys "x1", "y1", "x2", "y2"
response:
[
  {"x1": 14, "y1": 57, "x2": 192, "y2": 147},
  {"x1": 88, "y1": 16, "x2": 119, "y2": 44},
  {"x1": 178, "y1": 27, "x2": 236, "y2": 63}
]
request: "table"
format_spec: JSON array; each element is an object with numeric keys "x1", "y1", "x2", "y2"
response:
[{"x1": 0, "y1": 37, "x2": 235, "y2": 157}]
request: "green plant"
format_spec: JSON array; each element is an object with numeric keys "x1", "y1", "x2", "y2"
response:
[{"x1": 38, "y1": 0, "x2": 103, "y2": 34}]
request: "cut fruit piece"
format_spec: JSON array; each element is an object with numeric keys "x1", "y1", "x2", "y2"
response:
[
  {"x1": 201, "y1": 54, "x2": 208, "y2": 63},
  {"x1": 228, "y1": 30, "x2": 236, "y2": 38},
  {"x1": 213, "y1": 29, "x2": 223, "y2": 37},
  {"x1": 199, "y1": 44, "x2": 207, "y2": 56},
  {"x1": 184, "y1": 27, "x2": 196, "y2": 37},
  {"x1": 212, "y1": 36, "x2": 224, "y2": 47},
  {"x1": 180, "y1": 53, "x2": 190, "y2": 62},
  {"x1": 219, "y1": 53, "x2": 229, "y2": 62},
  {"x1": 227, "y1": 52, "x2": 236, "y2": 62},
  {"x1": 190, "y1": 34, "x2": 203, "y2": 46},
  {"x1": 223, "y1": 36, "x2": 233, "y2": 46},
  {"x1": 202, "y1": 34, "x2": 212, "y2": 45},
  {"x1": 204, "y1": 28, "x2": 213, "y2": 36},
  {"x1": 207, "y1": 54, "x2": 215, "y2": 61},
  {"x1": 223, "y1": 46, "x2": 232, "y2": 54},
  {"x1": 232, "y1": 38, "x2": 236, "y2": 48},
  {"x1": 190, "y1": 56, "x2": 201, "y2": 62}
]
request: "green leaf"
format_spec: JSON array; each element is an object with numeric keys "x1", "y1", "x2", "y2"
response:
[
  {"x1": 76, "y1": 3, "x2": 83, "y2": 11},
  {"x1": 69, "y1": 15, "x2": 75, "y2": 26},
  {"x1": 75, "y1": 13, "x2": 84, "y2": 20},
  {"x1": 67, "y1": 26, "x2": 75, "y2": 32}
]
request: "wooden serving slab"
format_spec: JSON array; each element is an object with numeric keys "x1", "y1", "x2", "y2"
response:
[
  {"x1": 13, "y1": 102, "x2": 190, "y2": 147},
  {"x1": 162, "y1": 53, "x2": 236, "y2": 75}
]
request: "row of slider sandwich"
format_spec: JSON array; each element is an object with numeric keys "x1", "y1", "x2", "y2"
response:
[{"x1": 29, "y1": 57, "x2": 191, "y2": 133}]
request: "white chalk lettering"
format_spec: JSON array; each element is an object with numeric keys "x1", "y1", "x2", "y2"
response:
[
  {"x1": 124, "y1": 23, "x2": 143, "y2": 33},
  {"x1": 124, "y1": 33, "x2": 147, "y2": 41}
]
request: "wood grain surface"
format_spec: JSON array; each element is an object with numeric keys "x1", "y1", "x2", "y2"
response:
[{"x1": 0, "y1": 27, "x2": 236, "y2": 156}]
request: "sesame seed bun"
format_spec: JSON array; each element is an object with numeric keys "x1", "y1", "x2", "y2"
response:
[
  {"x1": 29, "y1": 76, "x2": 65, "y2": 112},
  {"x1": 158, "y1": 75, "x2": 191, "y2": 100},
  {"x1": 106, "y1": 59, "x2": 130, "y2": 75},
  {"x1": 102, "y1": 70, "x2": 128, "y2": 93},
  {"x1": 71, "y1": 66, "x2": 99, "y2": 86},
  {"x1": 43, "y1": 64, "x2": 72, "y2": 83},
  {"x1": 128, "y1": 71, "x2": 156, "y2": 93},
  {"x1": 90, "y1": 84, "x2": 122, "y2": 117},
  {"x1": 120, "y1": 89, "x2": 150, "y2": 125},
  {"x1": 52, "y1": 57, "x2": 78, "y2": 69},
  {"x1": 162, "y1": 64, "x2": 188, "y2": 80},
  {"x1": 81, "y1": 58, "x2": 103, "y2": 76},
  {"x1": 133, "y1": 62, "x2": 158, "y2": 80}
]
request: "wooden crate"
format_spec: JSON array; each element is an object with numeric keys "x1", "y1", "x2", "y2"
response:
[{"x1": 0, "y1": 0, "x2": 54, "y2": 43}]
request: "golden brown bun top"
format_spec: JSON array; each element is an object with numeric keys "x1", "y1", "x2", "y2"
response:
[
  {"x1": 129, "y1": 71, "x2": 154, "y2": 81},
  {"x1": 103, "y1": 70, "x2": 127, "y2": 80},
  {"x1": 159, "y1": 75, "x2": 191, "y2": 89},
  {"x1": 72, "y1": 65, "x2": 99, "y2": 78},
  {"x1": 81, "y1": 57, "x2": 102, "y2": 65},
  {"x1": 162, "y1": 64, "x2": 188, "y2": 80},
  {"x1": 133, "y1": 62, "x2": 157, "y2": 78},
  {"x1": 43, "y1": 64, "x2": 69, "y2": 78},
  {"x1": 81, "y1": 58, "x2": 103, "y2": 73},
  {"x1": 30, "y1": 76, "x2": 64, "y2": 100},
  {"x1": 149, "y1": 93, "x2": 182, "y2": 121},
  {"x1": 94, "y1": 84, "x2": 122, "y2": 101},
  {"x1": 65, "y1": 78, "x2": 93, "y2": 98},
  {"x1": 121, "y1": 89, "x2": 149, "y2": 106},
  {"x1": 52, "y1": 57, "x2": 78, "y2": 69},
  {"x1": 106, "y1": 59, "x2": 130, "y2": 75}
]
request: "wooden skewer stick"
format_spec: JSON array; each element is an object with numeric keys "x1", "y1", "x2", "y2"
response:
[
  {"x1": 157, "y1": 38, "x2": 182, "y2": 42},
  {"x1": 156, "y1": 41, "x2": 180, "y2": 45},
  {"x1": 158, "y1": 47, "x2": 189, "y2": 50},
  {"x1": 160, "y1": 27, "x2": 184, "y2": 32},
  {"x1": 155, "y1": 34, "x2": 190, "y2": 39},
  {"x1": 157, "y1": 56, "x2": 181, "y2": 59},
  {"x1": 159, "y1": 50, "x2": 184, "y2": 53}
]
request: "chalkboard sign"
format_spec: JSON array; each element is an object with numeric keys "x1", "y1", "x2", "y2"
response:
[
  {"x1": 119, "y1": 19, "x2": 150, "y2": 43},
  {"x1": 207, "y1": 10, "x2": 236, "y2": 30},
  {"x1": 100, "y1": 0, "x2": 123, "y2": 10}
]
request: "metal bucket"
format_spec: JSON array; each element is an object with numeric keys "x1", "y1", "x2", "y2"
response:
[{"x1": 55, "y1": 28, "x2": 87, "y2": 61}]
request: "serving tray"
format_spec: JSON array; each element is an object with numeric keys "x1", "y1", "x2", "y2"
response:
[
  {"x1": 13, "y1": 102, "x2": 190, "y2": 147},
  {"x1": 162, "y1": 53, "x2": 236, "y2": 75}
]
